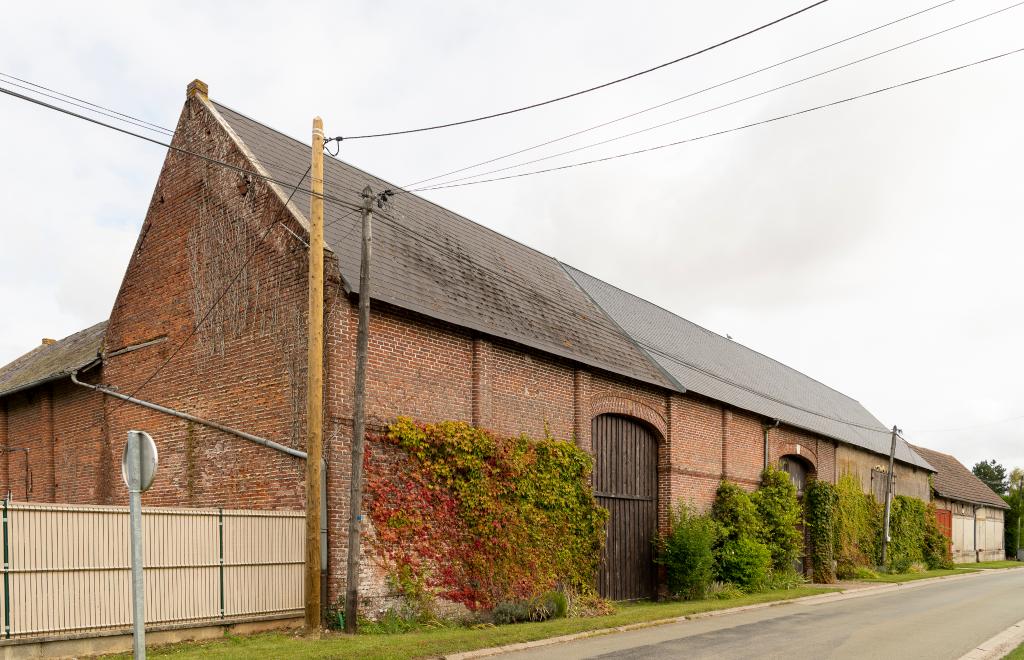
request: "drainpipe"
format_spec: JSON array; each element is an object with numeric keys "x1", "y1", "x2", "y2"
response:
[
  {"x1": 973, "y1": 504, "x2": 980, "y2": 563},
  {"x1": 763, "y1": 419, "x2": 780, "y2": 470}
]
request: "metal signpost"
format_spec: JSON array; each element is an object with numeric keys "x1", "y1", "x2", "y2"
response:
[{"x1": 122, "y1": 430, "x2": 158, "y2": 660}]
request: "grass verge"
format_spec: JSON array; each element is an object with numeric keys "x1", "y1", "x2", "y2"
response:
[
  {"x1": 1006, "y1": 641, "x2": 1024, "y2": 660},
  {"x1": 106, "y1": 587, "x2": 833, "y2": 660},
  {"x1": 969, "y1": 560, "x2": 1023, "y2": 570},
  {"x1": 861, "y1": 567, "x2": 981, "y2": 583}
]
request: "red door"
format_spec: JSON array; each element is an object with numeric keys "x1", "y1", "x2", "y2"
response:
[{"x1": 935, "y1": 508, "x2": 953, "y2": 553}]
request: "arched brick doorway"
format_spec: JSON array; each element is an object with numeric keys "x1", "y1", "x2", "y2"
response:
[
  {"x1": 779, "y1": 454, "x2": 816, "y2": 575},
  {"x1": 592, "y1": 413, "x2": 658, "y2": 600}
]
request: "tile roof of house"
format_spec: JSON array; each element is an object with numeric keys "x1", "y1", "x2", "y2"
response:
[
  {"x1": 0, "y1": 321, "x2": 106, "y2": 397},
  {"x1": 200, "y1": 97, "x2": 930, "y2": 469},
  {"x1": 212, "y1": 101, "x2": 674, "y2": 390},
  {"x1": 910, "y1": 444, "x2": 1009, "y2": 509},
  {"x1": 562, "y1": 265, "x2": 933, "y2": 471}
]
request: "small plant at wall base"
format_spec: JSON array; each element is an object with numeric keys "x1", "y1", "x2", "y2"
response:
[
  {"x1": 656, "y1": 503, "x2": 719, "y2": 600},
  {"x1": 364, "y1": 418, "x2": 608, "y2": 616}
]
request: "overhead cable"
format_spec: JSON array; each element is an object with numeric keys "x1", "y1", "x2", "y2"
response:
[
  {"x1": 409, "y1": 47, "x2": 1024, "y2": 192},
  {"x1": 340, "y1": 0, "x2": 832, "y2": 140},
  {"x1": 416, "y1": 1, "x2": 1022, "y2": 189},
  {"x1": 405, "y1": 0, "x2": 960, "y2": 188}
]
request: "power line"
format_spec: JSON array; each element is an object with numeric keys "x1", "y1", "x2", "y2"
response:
[
  {"x1": 404, "y1": 0, "x2": 960, "y2": 188},
  {"x1": 339, "y1": 0, "x2": 832, "y2": 140},
  {"x1": 417, "y1": 1, "x2": 1019, "y2": 190},
  {"x1": 409, "y1": 47, "x2": 1024, "y2": 192},
  {"x1": 117, "y1": 165, "x2": 313, "y2": 407},
  {"x1": 0, "y1": 85, "x2": 363, "y2": 214},
  {"x1": 0, "y1": 76, "x2": 174, "y2": 136},
  {"x1": 908, "y1": 414, "x2": 1024, "y2": 434}
]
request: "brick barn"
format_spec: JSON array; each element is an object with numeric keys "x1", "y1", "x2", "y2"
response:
[
  {"x1": 912, "y1": 445, "x2": 1008, "y2": 562},
  {"x1": 0, "y1": 80, "x2": 936, "y2": 605}
]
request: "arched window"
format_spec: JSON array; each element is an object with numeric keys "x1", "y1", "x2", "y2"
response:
[{"x1": 779, "y1": 455, "x2": 812, "y2": 496}]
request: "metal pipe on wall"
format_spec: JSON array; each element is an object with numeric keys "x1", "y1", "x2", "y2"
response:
[
  {"x1": 70, "y1": 371, "x2": 306, "y2": 459},
  {"x1": 762, "y1": 419, "x2": 780, "y2": 470}
]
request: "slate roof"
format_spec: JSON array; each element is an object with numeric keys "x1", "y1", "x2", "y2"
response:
[
  {"x1": 911, "y1": 445, "x2": 1009, "y2": 509},
  {"x1": 563, "y1": 265, "x2": 933, "y2": 471},
  {"x1": 207, "y1": 98, "x2": 932, "y2": 470},
  {"x1": 212, "y1": 101, "x2": 673, "y2": 389},
  {"x1": 0, "y1": 321, "x2": 106, "y2": 397}
]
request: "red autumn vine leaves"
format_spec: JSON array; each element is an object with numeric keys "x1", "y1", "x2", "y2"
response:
[{"x1": 364, "y1": 418, "x2": 608, "y2": 611}]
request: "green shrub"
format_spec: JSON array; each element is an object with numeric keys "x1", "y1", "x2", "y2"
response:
[
  {"x1": 712, "y1": 481, "x2": 772, "y2": 590},
  {"x1": 530, "y1": 591, "x2": 568, "y2": 621},
  {"x1": 492, "y1": 601, "x2": 532, "y2": 625},
  {"x1": 712, "y1": 481, "x2": 761, "y2": 541},
  {"x1": 656, "y1": 503, "x2": 719, "y2": 600},
  {"x1": 752, "y1": 465, "x2": 803, "y2": 572},
  {"x1": 706, "y1": 581, "x2": 745, "y2": 600},
  {"x1": 716, "y1": 536, "x2": 772, "y2": 590},
  {"x1": 805, "y1": 479, "x2": 839, "y2": 583},
  {"x1": 762, "y1": 568, "x2": 805, "y2": 591}
]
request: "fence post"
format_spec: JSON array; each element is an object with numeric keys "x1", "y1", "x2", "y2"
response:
[
  {"x1": 218, "y1": 508, "x2": 225, "y2": 620},
  {"x1": 2, "y1": 499, "x2": 9, "y2": 639}
]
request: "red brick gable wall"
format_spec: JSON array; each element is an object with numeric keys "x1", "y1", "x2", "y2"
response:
[{"x1": 99, "y1": 94, "x2": 320, "y2": 510}]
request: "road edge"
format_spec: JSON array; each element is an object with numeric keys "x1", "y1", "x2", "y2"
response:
[
  {"x1": 958, "y1": 616, "x2": 1024, "y2": 660},
  {"x1": 444, "y1": 567, "x2": 1024, "y2": 660}
]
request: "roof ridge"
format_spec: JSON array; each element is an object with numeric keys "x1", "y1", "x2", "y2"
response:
[
  {"x1": 560, "y1": 262, "x2": 876, "y2": 412},
  {"x1": 209, "y1": 100, "x2": 564, "y2": 268}
]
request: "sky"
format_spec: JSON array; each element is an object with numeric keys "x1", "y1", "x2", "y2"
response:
[{"x1": 1, "y1": 0, "x2": 1022, "y2": 474}]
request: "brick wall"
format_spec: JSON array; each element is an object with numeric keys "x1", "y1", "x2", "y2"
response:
[
  {"x1": 0, "y1": 88, "x2": 939, "y2": 610},
  {"x1": 99, "y1": 92, "x2": 314, "y2": 510}
]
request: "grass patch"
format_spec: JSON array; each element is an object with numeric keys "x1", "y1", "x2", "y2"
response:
[
  {"x1": 861, "y1": 567, "x2": 980, "y2": 583},
  {"x1": 969, "y1": 560, "x2": 1023, "y2": 570},
  {"x1": 106, "y1": 587, "x2": 833, "y2": 660},
  {"x1": 1005, "y1": 641, "x2": 1024, "y2": 660}
]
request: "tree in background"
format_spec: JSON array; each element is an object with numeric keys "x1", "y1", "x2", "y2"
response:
[
  {"x1": 1005, "y1": 467, "x2": 1023, "y2": 559},
  {"x1": 972, "y1": 459, "x2": 1008, "y2": 496}
]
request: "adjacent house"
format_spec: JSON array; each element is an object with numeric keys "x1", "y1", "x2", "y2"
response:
[
  {"x1": 0, "y1": 79, "x2": 937, "y2": 604},
  {"x1": 912, "y1": 444, "x2": 1009, "y2": 562}
]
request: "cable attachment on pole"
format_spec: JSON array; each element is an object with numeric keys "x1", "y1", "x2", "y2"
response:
[
  {"x1": 323, "y1": 136, "x2": 342, "y2": 157},
  {"x1": 375, "y1": 189, "x2": 394, "y2": 209}
]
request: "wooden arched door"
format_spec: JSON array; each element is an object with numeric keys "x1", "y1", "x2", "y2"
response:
[{"x1": 593, "y1": 414, "x2": 658, "y2": 600}]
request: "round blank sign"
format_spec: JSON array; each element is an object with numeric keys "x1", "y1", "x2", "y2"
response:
[{"x1": 122, "y1": 430, "x2": 159, "y2": 492}]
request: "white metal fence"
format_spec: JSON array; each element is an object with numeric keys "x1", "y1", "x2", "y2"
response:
[{"x1": 0, "y1": 501, "x2": 304, "y2": 638}]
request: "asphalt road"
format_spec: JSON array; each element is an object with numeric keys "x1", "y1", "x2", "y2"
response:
[{"x1": 501, "y1": 569, "x2": 1024, "y2": 660}]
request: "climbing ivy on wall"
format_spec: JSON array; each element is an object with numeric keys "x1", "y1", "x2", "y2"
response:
[
  {"x1": 364, "y1": 418, "x2": 608, "y2": 613},
  {"x1": 805, "y1": 479, "x2": 839, "y2": 583},
  {"x1": 835, "y1": 474, "x2": 882, "y2": 575}
]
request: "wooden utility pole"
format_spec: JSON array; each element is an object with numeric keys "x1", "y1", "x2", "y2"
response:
[
  {"x1": 344, "y1": 186, "x2": 374, "y2": 634},
  {"x1": 304, "y1": 117, "x2": 325, "y2": 632},
  {"x1": 880, "y1": 425, "x2": 898, "y2": 566}
]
